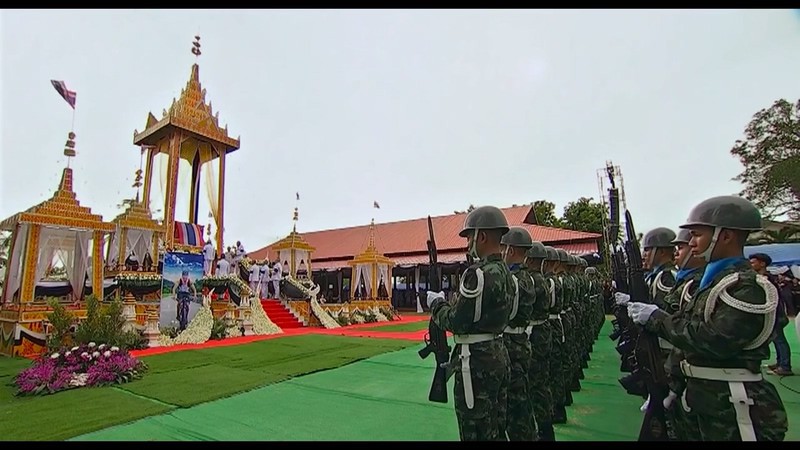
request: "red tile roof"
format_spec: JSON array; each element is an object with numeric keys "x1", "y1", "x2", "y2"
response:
[
  {"x1": 311, "y1": 241, "x2": 599, "y2": 271},
  {"x1": 249, "y1": 205, "x2": 601, "y2": 268}
]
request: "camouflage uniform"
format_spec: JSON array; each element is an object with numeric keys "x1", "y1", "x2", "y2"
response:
[
  {"x1": 545, "y1": 247, "x2": 568, "y2": 424},
  {"x1": 526, "y1": 242, "x2": 554, "y2": 441},
  {"x1": 642, "y1": 196, "x2": 788, "y2": 441},
  {"x1": 500, "y1": 227, "x2": 537, "y2": 441},
  {"x1": 558, "y1": 252, "x2": 580, "y2": 396},
  {"x1": 429, "y1": 206, "x2": 515, "y2": 441}
]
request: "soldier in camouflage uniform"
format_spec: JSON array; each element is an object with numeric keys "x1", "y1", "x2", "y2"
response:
[
  {"x1": 427, "y1": 205, "x2": 515, "y2": 441},
  {"x1": 558, "y1": 251, "x2": 581, "y2": 396},
  {"x1": 627, "y1": 196, "x2": 788, "y2": 441},
  {"x1": 584, "y1": 266, "x2": 605, "y2": 343},
  {"x1": 660, "y1": 228, "x2": 707, "y2": 441},
  {"x1": 543, "y1": 246, "x2": 568, "y2": 424},
  {"x1": 499, "y1": 227, "x2": 537, "y2": 441},
  {"x1": 525, "y1": 241, "x2": 555, "y2": 441}
]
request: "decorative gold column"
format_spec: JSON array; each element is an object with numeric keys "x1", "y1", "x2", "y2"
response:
[
  {"x1": 20, "y1": 224, "x2": 41, "y2": 303},
  {"x1": 152, "y1": 231, "x2": 160, "y2": 268},
  {"x1": 92, "y1": 230, "x2": 104, "y2": 300},
  {"x1": 215, "y1": 147, "x2": 226, "y2": 255},
  {"x1": 1, "y1": 224, "x2": 20, "y2": 302},
  {"x1": 118, "y1": 228, "x2": 127, "y2": 270},
  {"x1": 142, "y1": 146, "x2": 156, "y2": 208},
  {"x1": 163, "y1": 132, "x2": 182, "y2": 250}
]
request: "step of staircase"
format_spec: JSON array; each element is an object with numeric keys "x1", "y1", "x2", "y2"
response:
[{"x1": 260, "y1": 299, "x2": 305, "y2": 329}]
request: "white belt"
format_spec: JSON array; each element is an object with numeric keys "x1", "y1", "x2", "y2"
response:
[
  {"x1": 547, "y1": 314, "x2": 565, "y2": 343},
  {"x1": 529, "y1": 319, "x2": 547, "y2": 326},
  {"x1": 566, "y1": 307, "x2": 573, "y2": 311},
  {"x1": 503, "y1": 326, "x2": 527, "y2": 335},
  {"x1": 679, "y1": 360, "x2": 760, "y2": 441},
  {"x1": 560, "y1": 310, "x2": 566, "y2": 314},
  {"x1": 548, "y1": 314, "x2": 560, "y2": 320},
  {"x1": 658, "y1": 337, "x2": 674, "y2": 350},
  {"x1": 453, "y1": 333, "x2": 499, "y2": 410}
]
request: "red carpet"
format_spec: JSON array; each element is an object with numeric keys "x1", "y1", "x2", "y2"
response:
[
  {"x1": 130, "y1": 311, "x2": 433, "y2": 358},
  {"x1": 260, "y1": 299, "x2": 305, "y2": 329}
]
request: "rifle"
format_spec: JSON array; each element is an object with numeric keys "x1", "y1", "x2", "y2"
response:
[
  {"x1": 622, "y1": 210, "x2": 670, "y2": 441},
  {"x1": 418, "y1": 215, "x2": 451, "y2": 404}
]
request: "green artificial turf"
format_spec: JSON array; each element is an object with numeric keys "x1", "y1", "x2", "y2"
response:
[
  {"x1": 0, "y1": 334, "x2": 415, "y2": 440},
  {"x1": 358, "y1": 320, "x2": 430, "y2": 332}
]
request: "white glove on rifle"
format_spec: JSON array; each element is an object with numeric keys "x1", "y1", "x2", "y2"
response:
[
  {"x1": 640, "y1": 395, "x2": 650, "y2": 413},
  {"x1": 614, "y1": 292, "x2": 631, "y2": 306},
  {"x1": 627, "y1": 302, "x2": 658, "y2": 325},
  {"x1": 663, "y1": 391, "x2": 678, "y2": 409},
  {"x1": 426, "y1": 291, "x2": 445, "y2": 309}
]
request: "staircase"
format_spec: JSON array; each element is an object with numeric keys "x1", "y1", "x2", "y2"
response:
[{"x1": 260, "y1": 299, "x2": 305, "y2": 329}]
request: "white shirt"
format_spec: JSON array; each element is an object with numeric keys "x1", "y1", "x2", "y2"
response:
[
  {"x1": 203, "y1": 243, "x2": 215, "y2": 261},
  {"x1": 216, "y1": 259, "x2": 230, "y2": 276},
  {"x1": 249, "y1": 264, "x2": 261, "y2": 282},
  {"x1": 272, "y1": 264, "x2": 282, "y2": 280},
  {"x1": 260, "y1": 266, "x2": 270, "y2": 283}
]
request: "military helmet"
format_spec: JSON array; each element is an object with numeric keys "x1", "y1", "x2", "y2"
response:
[
  {"x1": 527, "y1": 241, "x2": 547, "y2": 259},
  {"x1": 585, "y1": 267, "x2": 597, "y2": 275},
  {"x1": 459, "y1": 206, "x2": 510, "y2": 237},
  {"x1": 500, "y1": 226, "x2": 533, "y2": 248},
  {"x1": 671, "y1": 229, "x2": 692, "y2": 245},
  {"x1": 579, "y1": 258, "x2": 588, "y2": 267},
  {"x1": 544, "y1": 246, "x2": 558, "y2": 261},
  {"x1": 680, "y1": 195, "x2": 762, "y2": 232},
  {"x1": 556, "y1": 248, "x2": 570, "y2": 263},
  {"x1": 567, "y1": 255, "x2": 578, "y2": 266},
  {"x1": 642, "y1": 227, "x2": 677, "y2": 249}
]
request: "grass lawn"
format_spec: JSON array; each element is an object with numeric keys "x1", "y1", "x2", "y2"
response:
[
  {"x1": 358, "y1": 320, "x2": 431, "y2": 333},
  {"x1": 0, "y1": 334, "x2": 415, "y2": 440}
]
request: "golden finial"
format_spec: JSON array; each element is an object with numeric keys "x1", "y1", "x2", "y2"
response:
[
  {"x1": 63, "y1": 131, "x2": 76, "y2": 168},
  {"x1": 292, "y1": 207, "x2": 299, "y2": 232},
  {"x1": 191, "y1": 35, "x2": 201, "y2": 58},
  {"x1": 368, "y1": 218, "x2": 376, "y2": 251}
]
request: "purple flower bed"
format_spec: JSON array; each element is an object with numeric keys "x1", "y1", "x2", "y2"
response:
[{"x1": 14, "y1": 342, "x2": 148, "y2": 396}]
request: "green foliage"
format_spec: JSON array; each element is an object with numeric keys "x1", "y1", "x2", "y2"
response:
[
  {"x1": 379, "y1": 307, "x2": 396, "y2": 321},
  {"x1": 74, "y1": 295, "x2": 125, "y2": 346},
  {"x1": 119, "y1": 329, "x2": 149, "y2": 350},
  {"x1": 730, "y1": 98, "x2": 800, "y2": 220},
  {"x1": 45, "y1": 298, "x2": 77, "y2": 351},
  {"x1": 210, "y1": 317, "x2": 233, "y2": 340},
  {"x1": 561, "y1": 197, "x2": 607, "y2": 234},
  {"x1": 335, "y1": 311, "x2": 351, "y2": 326},
  {"x1": 160, "y1": 325, "x2": 180, "y2": 339},
  {"x1": 530, "y1": 200, "x2": 563, "y2": 228},
  {"x1": 362, "y1": 310, "x2": 378, "y2": 324}
]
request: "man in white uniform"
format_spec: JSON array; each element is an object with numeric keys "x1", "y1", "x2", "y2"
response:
[
  {"x1": 249, "y1": 260, "x2": 262, "y2": 297},
  {"x1": 216, "y1": 254, "x2": 230, "y2": 277},
  {"x1": 202, "y1": 240, "x2": 215, "y2": 276},
  {"x1": 272, "y1": 260, "x2": 282, "y2": 299},
  {"x1": 260, "y1": 262, "x2": 271, "y2": 299}
]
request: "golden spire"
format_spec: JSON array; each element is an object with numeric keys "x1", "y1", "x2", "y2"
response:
[
  {"x1": 292, "y1": 207, "x2": 299, "y2": 233},
  {"x1": 191, "y1": 35, "x2": 201, "y2": 58},
  {"x1": 367, "y1": 218, "x2": 376, "y2": 251},
  {"x1": 63, "y1": 132, "x2": 76, "y2": 169}
]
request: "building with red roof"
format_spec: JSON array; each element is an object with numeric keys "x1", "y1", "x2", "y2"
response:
[{"x1": 248, "y1": 204, "x2": 601, "y2": 309}]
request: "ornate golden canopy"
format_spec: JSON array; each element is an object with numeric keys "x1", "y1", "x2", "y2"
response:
[
  {"x1": 348, "y1": 220, "x2": 394, "y2": 267},
  {"x1": 0, "y1": 167, "x2": 114, "y2": 233},
  {"x1": 111, "y1": 196, "x2": 162, "y2": 232},
  {"x1": 272, "y1": 229, "x2": 316, "y2": 253}
]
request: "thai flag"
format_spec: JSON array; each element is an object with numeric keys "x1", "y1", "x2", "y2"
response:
[{"x1": 50, "y1": 80, "x2": 76, "y2": 109}]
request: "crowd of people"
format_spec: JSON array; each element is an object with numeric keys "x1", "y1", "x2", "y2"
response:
[{"x1": 202, "y1": 240, "x2": 284, "y2": 299}]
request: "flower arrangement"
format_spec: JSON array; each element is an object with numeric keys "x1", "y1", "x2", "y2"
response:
[
  {"x1": 14, "y1": 342, "x2": 147, "y2": 396},
  {"x1": 379, "y1": 306, "x2": 397, "y2": 321},
  {"x1": 115, "y1": 272, "x2": 162, "y2": 287},
  {"x1": 250, "y1": 298, "x2": 283, "y2": 335},
  {"x1": 310, "y1": 297, "x2": 340, "y2": 329},
  {"x1": 159, "y1": 303, "x2": 214, "y2": 346},
  {"x1": 198, "y1": 275, "x2": 253, "y2": 298}
]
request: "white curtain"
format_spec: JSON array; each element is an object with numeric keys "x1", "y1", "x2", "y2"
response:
[
  {"x1": 134, "y1": 230, "x2": 153, "y2": 263},
  {"x1": 70, "y1": 230, "x2": 91, "y2": 301},
  {"x1": 360, "y1": 264, "x2": 373, "y2": 298},
  {"x1": 107, "y1": 229, "x2": 120, "y2": 267},
  {"x1": 204, "y1": 155, "x2": 220, "y2": 234},
  {"x1": 378, "y1": 264, "x2": 391, "y2": 294},
  {"x1": 295, "y1": 250, "x2": 308, "y2": 272},
  {"x1": 4, "y1": 224, "x2": 29, "y2": 303},
  {"x1": 352, "y1": 264, "x2": 364, "y2": 297},
  {"x1": 279, "y1": 250, "x2": 291, "y2": 274},
  {"x1": 36, "y1": 227, "x2": 64, "y2": 282}
]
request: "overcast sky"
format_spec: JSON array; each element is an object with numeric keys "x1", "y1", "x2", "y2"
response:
[{"x1": 2, "y1": 9, "x2": 799, "y2": 251}]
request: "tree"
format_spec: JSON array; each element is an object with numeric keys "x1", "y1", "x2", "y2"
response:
[
  {"x1": 560, "y1": 197, "x2": 607, "y2": 234},
  {"x1": 530, "y1": 200, "x2": 563, "y2": 228},
  {"x1": 747, "y1": 226, "x2": 800, "y2": 245},
  {"x1": 730, "y1": 99, "x2": 800, "y2": 220}
]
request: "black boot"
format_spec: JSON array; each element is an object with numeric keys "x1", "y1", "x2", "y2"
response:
[
  {"x1": 538, "y1": 423, "x2": 556, "y2": 441},
  {"x1": 552, "y1": 405, "x2": 568, "y2": 424},
  {"x1": 570, "y1": 377, "x2": 581, "y2": 392},
  {"x1": 579, "y1": 367, "x2": 586, "y2": 379},
  {"x1": 581, "y1": 358, "x2": 589, "y2": 369},
  {"x1": 565, "y1": 389, "x2": 574, "y2": 406}
]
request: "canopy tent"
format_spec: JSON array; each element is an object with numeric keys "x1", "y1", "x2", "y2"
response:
[{"x1": 744, "y1": 243, "x2": 800, "y2": 268}]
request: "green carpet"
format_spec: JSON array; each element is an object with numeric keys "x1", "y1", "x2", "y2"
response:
[
  {"x1": 0, "y1": 334, "x2": 414, "y2": 440},
  {"x1": 73, "y1": 319, "x2": 800, "y2": 441},
  {"x1": 359, "y1": 321, "x2": 430, "y2": 332}
]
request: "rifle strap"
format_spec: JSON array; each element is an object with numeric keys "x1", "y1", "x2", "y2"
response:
[
  {"x1": 728, "y1": 382, "x2": 758, "y2": 441},
  {"x1": 508, "y1": 274, "x2": 520, "y2": 321},
  {"x1": 453, "y1": 334, "x2": 498, "y2": 410}
]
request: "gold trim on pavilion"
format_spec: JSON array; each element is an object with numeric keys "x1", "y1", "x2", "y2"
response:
[{"x1": 348, "y1": 219, "x2": 394, "y2": 301}]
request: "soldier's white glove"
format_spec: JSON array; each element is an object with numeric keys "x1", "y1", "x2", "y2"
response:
[
  {"x1": 640, "y1": 395, "x2": 650, "y2": 413},
  {"x1": 627, "y1": 302, "x2": 658, "y2": 325},
  {"x1": 426, "y1": 291, "x2": 445, "y2": 309},
  {"x1": 614, "y1": 292, "x2": 631, "y2": 306},
  {"x1": 663, "y1": 391, "x2": 678, "y2": 409}
]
